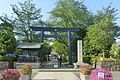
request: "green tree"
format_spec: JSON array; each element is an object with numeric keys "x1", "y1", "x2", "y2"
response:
[
  {"x1": 84, "y1": 17, "x2": 119, "y2": 58},
  {"x1": 12, "y1": 0, "x2": 43, "y2": 42},
  {"x1": 110, "y1": 43, "x2": 120, "y2": 59},
  {"x1": 50, "y1": 0, "x2": 93, "y2": 38},
  {"x1": 83, "y1": 5, "x2": 119, "y2": 59},
  {"x1": 0, "y1": 0, "x2": 43, "y2": 42},
  {"x1": 50, "y1": 0, "x2": 93, "y2": 59},
  {"x1": 52, "y1": 40, "x2": 68, "y2": 61},
  {"x1": 94, "y1": 5, "x2": 118, "y2": 24},
  {"x1": 0, "y1": 19, "x2": 16, "y2": 54}
]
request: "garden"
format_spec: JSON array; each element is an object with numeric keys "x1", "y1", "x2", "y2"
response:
[
  {"x1": 79, "y1": 62, "x2": 113, "y2": 80},
  {"x1": 0, "y1": 64, "x2": 32, "y2": 80},
  {"x1": 0, "y1": 0, "x2": 120, "y2": 80}
]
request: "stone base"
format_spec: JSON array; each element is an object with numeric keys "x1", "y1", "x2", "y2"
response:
[
  {"x1": 80, "y1": 73, "x2": 90, "y2": 80},
  {"x1": 20, "y1": 74, "x2": 31, "y2": 80},
  {"x1": 73, "y1": 62, "x2": 84, "y2": 69},
  {"x1": 67, "y1": 65, "x2": 73, "y2": 68},
  {"x1": 16, "y1": 62, "x2": 41, "y2": 69}
]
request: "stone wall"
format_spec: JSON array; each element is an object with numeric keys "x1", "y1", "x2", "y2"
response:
[
  {"x1": 0, "y1": 61, "x2": 8, "y2": 70},
  {"x1": 16, "y1": 62, "x2": 41, "y2": 69},
  {"x1": 97, "y1": 60, "x2": 120, "y2": 71}
]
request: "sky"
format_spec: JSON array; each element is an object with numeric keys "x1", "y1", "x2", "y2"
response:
[{"x1": 0, "y1": 0, "x2": 120, "y2": 25}]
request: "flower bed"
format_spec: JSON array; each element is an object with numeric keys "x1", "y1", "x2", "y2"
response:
[
  {"x1": 2, "y1": 69, "x2": 21, "y2": 80},
  {"x1": 80, "y1": 63, "x2": 91, "y2": 75},
  {"x1": 20, "y1": 64, "x2": 32, "y2": 80},
  {"x1": 80, "y1": 63, "x2": 91, "y2": 80},
  {"x1": 90, "y1": 69, "x2": 112, "y2": 80},
  {"x1": 0, "y1": 64, "x2": 32, "y2": 80},
  {"x1": 21, "y1": 64, "x2": 32, "y2": 75}
]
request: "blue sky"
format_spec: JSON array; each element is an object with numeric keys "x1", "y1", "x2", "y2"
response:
[{"x1": 0, "y1": 0, "x2": 120, "y2": 25}]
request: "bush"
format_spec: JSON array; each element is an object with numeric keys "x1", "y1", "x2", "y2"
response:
[
  {"x1": 80, "y1": 63, "x2": 91, "y2": 75},
  {"x1": 0, "y1": 56, "x2": 16, "y2": 62},
  {"x1": 2, "y1": 69, "x2": 21, "y2": 80},
  {"x1": 90, "y1": 69, "x2": 112, "y2": 80},
  {"x1": 21, "y1": 64, "x2": 32, "y2": 75},
  {"x1": 102, "y1": 58, "x2": 114, "y2": 62},
  {"x1": 83, "y1": 56, "x2": 92, "y2": 64}
]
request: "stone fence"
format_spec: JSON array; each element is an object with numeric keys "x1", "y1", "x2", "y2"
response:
[
  {"x1": 97, "y1": 60, "x2": 120, "y2": 71},
  {"x1": 0, "y1": 61, "x2": 8, "y2": 70},
  {"x1": 0, "y1": 61, "x2": 41, "y2": 69}
]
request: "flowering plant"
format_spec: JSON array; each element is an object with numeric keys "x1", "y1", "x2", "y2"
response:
[
  {"x1": 21, "y1": 64, "x2": 32, "y2": 75},
  {"x1": 80, "y1": 63, "x2": 91, "y2": 75},
  {"x1": 2, "y1": 69, "x2": 21, "y2": 80},
  {"x1": 90, "y1": 69, "x2": 112, "y2": 80}
]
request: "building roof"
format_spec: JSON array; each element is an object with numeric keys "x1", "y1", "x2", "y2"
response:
[
  {"x1": 116, "y1": 41, "x2": 120, "y2": 46},
  {"x1": 17, "y1": 43, "x2": 41, "y2": 49}
]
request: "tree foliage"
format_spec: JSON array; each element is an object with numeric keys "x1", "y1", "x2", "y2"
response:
[
  {"x1": 110, "y1": 43, "x2": 120, "y2": 59},
  {"x1": 52, "y1": 40, "x2": 68, "y2": 55},
  {"x1": 84, "y1": 17, "x2": 119, "y2": 57},
  {"x1": 50, "y1": 0, "x2": 93, "y2": 58},
  {"x1": 11, "y1": 0, "x2": 43, "y2": 42},
  {"x1": 1, "y1": 0, "x2": 43, "y2": 42},
  {"x1": 50, "y1": 0, "x2": 93, "y2": 38},
  {"x1": 94, "y1": 5, "x2": 118, "y2": 24},
  {"x1": 0, "y1": 19, "x2": 16, "y2": 54},
  {"x1": 83, "y1": 5, "x2": 119, "y2": 58}
]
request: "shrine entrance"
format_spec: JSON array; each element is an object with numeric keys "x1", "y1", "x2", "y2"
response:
[{"x1": 31, "y1": 27, "x2": 80, "y2": 65}]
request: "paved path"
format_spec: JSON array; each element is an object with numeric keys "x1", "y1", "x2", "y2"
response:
[
  {"x1": 32, "y1": 69, "x2": 120, "y2": 80},
  {"x1": 40, "y1": 62, "x2": 73, "y2": 69},
  {"x1": 33, "y1": 72, "x2": 80, "y2": 80},
  {"x1": 112, "y1": 72, "x2": 120, "y2": 80}
]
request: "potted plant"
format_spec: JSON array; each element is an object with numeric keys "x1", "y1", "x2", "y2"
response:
[
  {"x1": 20, "y1": 64, "x2": 32, "y2": 80},
  {"x1": 80, "y1": 63, "x2": 91, "y2": 80},
  {"x1": 2, "y1": 69, "x2": 21, "y2": 80}
]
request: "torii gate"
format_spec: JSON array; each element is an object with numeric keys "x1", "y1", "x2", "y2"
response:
[{"x1": 31, "y1": 27, "x2": 80, "y2": 65}]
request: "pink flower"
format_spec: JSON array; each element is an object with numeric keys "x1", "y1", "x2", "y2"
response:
[
  {"x1": 2, "y1": 69, "x2": 21, "y2": 80},
  {"x1": 90, "y1": 69, "x2": 113, "y2": 80},
  {"x1": 80, "y1": 63, "x2": 91, "y2": 75}
]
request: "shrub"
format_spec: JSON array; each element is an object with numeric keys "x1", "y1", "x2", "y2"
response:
[
  {"x1": 2, "y1": 69, "x2": 21, "y2": 80},
  {"x1": 102, "y1": 58, "x2": 114, "y2": 62},
  {"x1": 21, "y1": 64, "x2": 32, "y2": 75},
  {"x1": 90, "y1": 69, "x2": 112, "y2": 80},
  {"x1": 0, "y1": 56, "x2": 16, "y2": 62},
  {"x1": 83, "y1": 56, "x2": 92, "y2": 64},
  {"x1": 80, "y1": 63, "x2": 91, "y2": 75}
]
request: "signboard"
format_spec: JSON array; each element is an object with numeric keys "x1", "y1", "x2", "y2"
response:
[{"x1": 98, "y1": 72, "x2": 104, "y2": 79}]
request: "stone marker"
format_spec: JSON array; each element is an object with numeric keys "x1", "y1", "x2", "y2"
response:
[{"x1": 77, "y1": 40, "x2": 83, "y2": 63}]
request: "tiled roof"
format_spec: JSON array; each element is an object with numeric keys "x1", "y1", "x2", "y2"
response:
[
  {"x1": 116, "y1": 41, "x2": 120, "y2": 46},
  {"x1": 17, "y1": 43, "x2": 41, "y2": 49}
]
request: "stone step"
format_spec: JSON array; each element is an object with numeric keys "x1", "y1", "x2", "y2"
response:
[{"x1": 38, "y1": 69, "x2": 80, "y2": 72}]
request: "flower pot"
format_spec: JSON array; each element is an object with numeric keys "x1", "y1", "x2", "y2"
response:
[
  {"x1": 20, "y1": 74, "x2": 31, "y2": 80},
  {"x1": 80, "y1": 73, "x2": 90, "y2": 80}
]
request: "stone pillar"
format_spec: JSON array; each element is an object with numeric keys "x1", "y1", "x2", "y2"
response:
[
  {"x1": 68, "y1": 31, "x2": 72, "y2": 65},
  {"x1": 77, "y1": 40, "x2": 83, "y2": 63}
]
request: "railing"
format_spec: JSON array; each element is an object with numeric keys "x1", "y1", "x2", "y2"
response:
[{"x1": 17, "y1": 56, "x2": 40, "y2": 63}]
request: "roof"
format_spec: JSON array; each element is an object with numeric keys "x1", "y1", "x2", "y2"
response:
[
  {"x1": 17, "y1": 43, "x2": 41, "y2": 49},
  {"x1": 116, "y1": 41, "x2": 120, "y2": 46}
]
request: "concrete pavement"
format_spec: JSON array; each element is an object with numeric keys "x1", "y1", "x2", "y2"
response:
[{"x1": 33, "y1": 72, "x2": 80, "y2": 80}]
